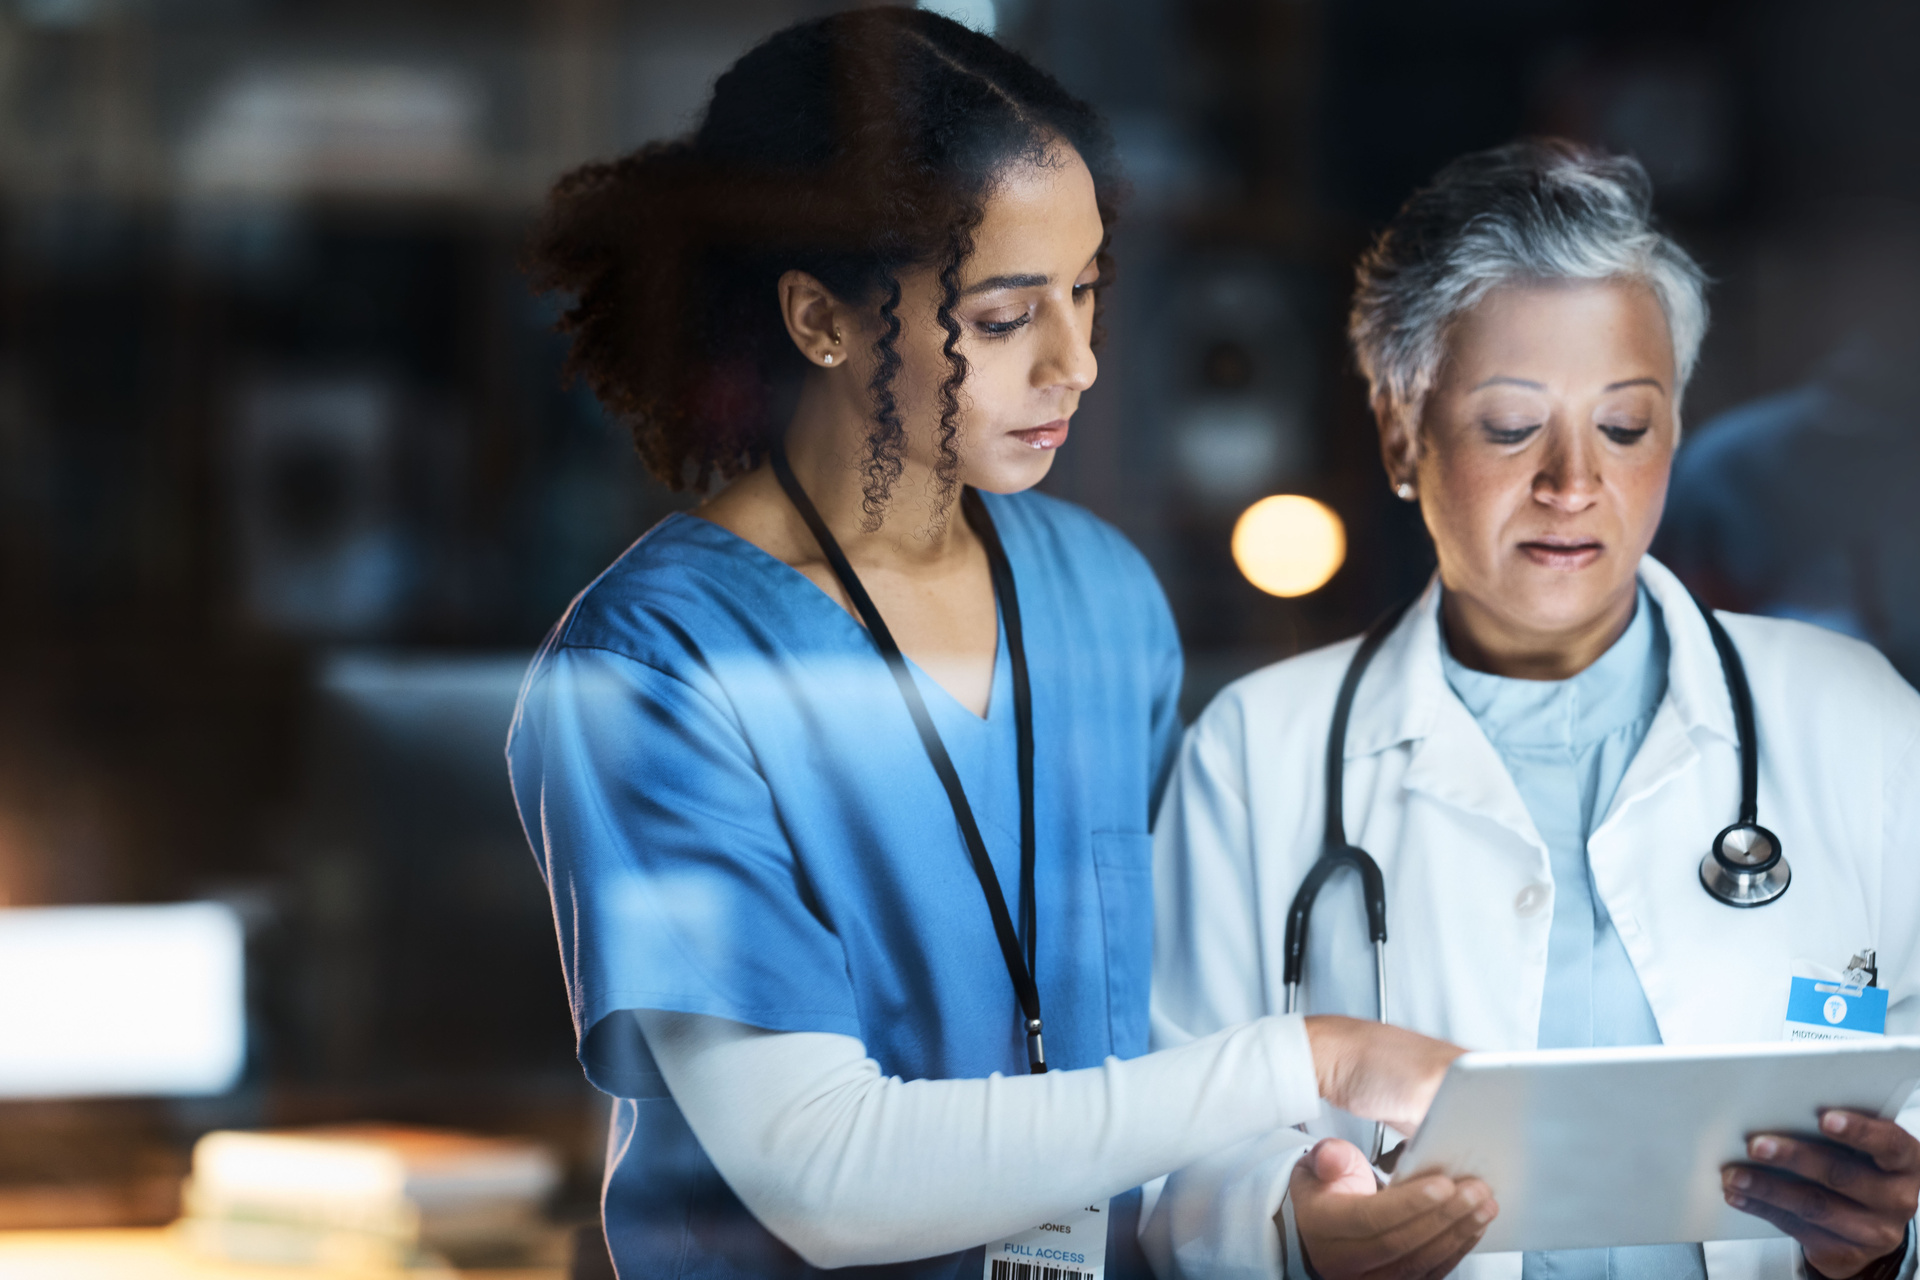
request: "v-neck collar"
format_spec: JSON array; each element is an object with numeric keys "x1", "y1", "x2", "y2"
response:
[
  {"x1": 667, "y1": 509, "x2": 1008, "y2": 722},
  {"x1": 907, "y1": 609, "x2": 1009, "y2": 727}
]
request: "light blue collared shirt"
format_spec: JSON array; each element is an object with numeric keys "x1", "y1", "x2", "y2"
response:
[{"x1": 1442, "y1": 588, "x2": 1708, "y2": 1280}]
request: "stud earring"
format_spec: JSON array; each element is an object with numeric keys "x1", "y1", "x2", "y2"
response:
[
  {"x1": 1395, "y1": 481, "x2": 1417, "y2": 502},
  {"x1": 823, "y1": 353, "x2": 834, "y2": 365}
]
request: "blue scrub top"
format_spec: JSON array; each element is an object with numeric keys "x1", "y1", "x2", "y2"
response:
[
  {"x1": 1442, "y1": 589, "x2": 1708, "y2": 1280},
  {"x1": 507, "y1": 490, "x2": 1183, "y2": 1279}
]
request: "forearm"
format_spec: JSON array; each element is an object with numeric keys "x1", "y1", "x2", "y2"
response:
[{"x1": 637, "y1": 1009, "x2": 1319, "y2": 1269}]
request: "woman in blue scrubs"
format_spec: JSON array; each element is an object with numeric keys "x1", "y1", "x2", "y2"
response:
[{"x1": 508, "y1": 10, "x2": 1478, "y2": 1279}]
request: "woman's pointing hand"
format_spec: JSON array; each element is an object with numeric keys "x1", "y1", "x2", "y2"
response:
[{"x1": 1304, "y1": 1015, "x2": 1467, "y2": 1137}]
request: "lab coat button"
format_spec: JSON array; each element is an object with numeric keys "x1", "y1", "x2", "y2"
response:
[{"x1": 1514, "y1": 884, "x2": 1550, "y2": 916}]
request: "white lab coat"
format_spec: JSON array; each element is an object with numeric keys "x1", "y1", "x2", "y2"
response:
[{"x1": 1142, "y1": 557, "x2": 1920, "y2": 1280}]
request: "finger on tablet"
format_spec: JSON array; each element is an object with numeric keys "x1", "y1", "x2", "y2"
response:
[
  {"x1": 1817, "y1": 1110, "x2": 1920, "y2": 1174},
  {"x1": 1724, "y1": 1165, "x2": 1905, "y2": 1255},
  {"x1": 1724, "y1": 1179, "x2": 1883, "y2": 1275},
  {"x1": 1745, "y1": 1135, "x2": 1903, "y2": 1213}
]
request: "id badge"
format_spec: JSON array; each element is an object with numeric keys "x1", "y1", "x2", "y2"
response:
[
  {"x1": 1784, "y1": 966, "x2": 1888, "y2": 1042},
  {"x1": 984, "y1": 1200, "x2": 1108, "y2": 1280}
]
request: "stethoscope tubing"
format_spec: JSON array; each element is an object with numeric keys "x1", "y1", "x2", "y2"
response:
[
  {"x1": 1284, "y1": 585, "x2": 1778, "y2": 1165},
  {"x1": 1283, "y1": 597, "x2": 1414, "y2": 1165},
  {"x1": 1693, "y1": 592, "x2": 1761, "y2": 826}
]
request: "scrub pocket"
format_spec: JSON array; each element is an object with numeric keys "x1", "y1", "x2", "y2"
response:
[{"x1": 1092, "y1": 830, "x2": 1154, "y2": 1059}]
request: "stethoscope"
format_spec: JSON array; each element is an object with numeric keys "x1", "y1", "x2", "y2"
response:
[{"x1": 1284, "y1": 588, "x2": 1788, "y2": 1160}]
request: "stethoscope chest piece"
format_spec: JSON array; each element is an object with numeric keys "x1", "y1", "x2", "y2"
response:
[{"x1": 1700, "y1": 821, "x2": 1790, "y2": 908}]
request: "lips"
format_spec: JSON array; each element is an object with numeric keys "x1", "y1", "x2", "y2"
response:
[
  {"x1": 1011, "y1": 419, "x2": 1069, "y2": 450},
  {"x1": 1518, "y1": 537, "x2": 1603, "y2": 570}
]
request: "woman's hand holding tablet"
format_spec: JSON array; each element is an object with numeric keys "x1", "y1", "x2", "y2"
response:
[
  {"x1": 1290, "y1": 1138, "x2": 1498, "y2": 1280},
  {"x1": 1726, "y1": 1109, "x2": 1920, "y2": 1279}
]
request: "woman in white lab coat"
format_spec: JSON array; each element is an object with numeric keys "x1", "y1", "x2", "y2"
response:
[{"x1": 1144, "y1": 139, "x2": 1920, "y2": 1280}]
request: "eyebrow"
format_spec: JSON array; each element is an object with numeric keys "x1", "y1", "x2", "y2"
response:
[
  {"x1": 962, "y1": 273, "x2": 1048, "y2": 297},
  {"x1": 959, "y1": 252, "x2": 1102, "y2": 298},
  {"x1": 1468, "y1": 375, "x2": 1668, "y2": 395}
]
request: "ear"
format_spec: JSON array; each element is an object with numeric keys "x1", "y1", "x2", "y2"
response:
[
  {"x1": 1374, "y1": 391, "x2": 1421, "y2": 488},
  {"x1": 778, "y1": 270, "x2": 849, "y2": 369}
]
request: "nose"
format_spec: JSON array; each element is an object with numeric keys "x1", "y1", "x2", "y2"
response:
[
  {"x1": 1532, "y1": 422, "x2": 1601, "y2": 513},
  {"x1": 1031, "y1": 297, "x2": 1097, "y2": 394}
]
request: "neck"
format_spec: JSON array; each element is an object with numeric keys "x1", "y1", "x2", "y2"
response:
[
  {"x1": 778, "y1": 380, "x2": 974, "y2": 569},
  {"x1": 1441, "y1": 579, "x2": 1638, "y2": 681}
]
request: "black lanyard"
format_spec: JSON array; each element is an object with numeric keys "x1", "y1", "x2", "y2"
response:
[{"x1": 769, "y1": 443, "x2": 1045, "y2": 1073}]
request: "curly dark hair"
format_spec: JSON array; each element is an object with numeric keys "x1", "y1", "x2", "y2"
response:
[{"x1": 524, "y1": 6, "x2": 1125, "y2": 521}]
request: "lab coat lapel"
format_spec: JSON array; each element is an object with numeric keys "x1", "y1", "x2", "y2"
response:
[
  {"x1": 1401, "y1": 699, "x2": 1546, "y2": 857},
  {"x1": 1639, "y1": 557, "x2": 1741, "y2": 749},
  {"x1": 1584, "y1": 694, "x2": 1703, "y2": 1038},
  {"x1": 1598, "y1": 555, "x2": 1736, "y2": 829},
  {"x1": 1344, "y1": 579, "x2": 1547, "y2": 859},
  {"x1": 1587, "y1": 558, "x2": 1751, "y2": 1044}
]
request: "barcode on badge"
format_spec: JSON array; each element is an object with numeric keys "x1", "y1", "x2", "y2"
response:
[{"x1": 990, "y1": 1262, "x2": 1094, "y2": 1280}]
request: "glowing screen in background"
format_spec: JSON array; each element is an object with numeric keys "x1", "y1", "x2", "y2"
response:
[{"x1": 0, "y1": 902, "x2": 245, "y2": 1097}]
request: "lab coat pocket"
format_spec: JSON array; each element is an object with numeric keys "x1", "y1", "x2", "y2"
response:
[{"x1": 1093, "y1": 830, "x2": 1154, "y2": 1059}]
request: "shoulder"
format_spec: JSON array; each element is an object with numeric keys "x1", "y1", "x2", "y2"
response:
[
  {"x1": 1187, "y1": 634, "x2": 1365, "y2": 760},
  {"x1": 1717, "y1": 608, "x2": 1902, "y2": 684},
  {"x1": 508, "y1": 518, "x2": 782, "y2": 764},
  {"x1": 519, "y1": 513, "x2": 780, "y2": 704},
  {"x1": 1714, "y1": 609, "x2": 1920, "y2": 735},
  {"x1": 984, "y1": 488, "x2": 1173, "y2": 630},
  {"x1": 553, "y1": 513, "x2": 762, "y2": 649}
]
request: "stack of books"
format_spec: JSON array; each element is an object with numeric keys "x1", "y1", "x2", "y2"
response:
[{"x1": 179, "y1": 1123, "x2": 562, "y2": 1270}]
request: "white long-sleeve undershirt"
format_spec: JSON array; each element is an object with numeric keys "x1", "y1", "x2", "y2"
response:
[{"x1": 634, "y1": 1008, "x2": 1321, "y2": 1271}]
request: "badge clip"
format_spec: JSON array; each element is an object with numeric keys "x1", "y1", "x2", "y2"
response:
[{"x1": 1844, "y1": 949, "x2": 1879, "y2": 992}]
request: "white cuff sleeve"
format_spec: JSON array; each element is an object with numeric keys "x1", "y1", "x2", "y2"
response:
[
  {"x1": 1260, "y1": 1010, "x2": 1321, "y2": 1124},
  {"x1": 1140, "y1": 1125, "x2": 1314, "y2": 1280}
]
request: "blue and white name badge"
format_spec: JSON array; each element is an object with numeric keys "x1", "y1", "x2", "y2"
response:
[
  {"x1": 985, "y1": 1199, "x2": 1108, "y2": 1280},
  {"x1": 1784, "y1": 976, "x2": 1888, "y2": 1041}
]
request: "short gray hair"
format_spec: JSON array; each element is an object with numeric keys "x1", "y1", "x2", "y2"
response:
[{"x1": 1349, "y1": 138, "x2": 1708, "y2": 422}]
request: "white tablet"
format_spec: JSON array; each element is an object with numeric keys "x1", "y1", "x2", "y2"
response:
[{"x1": 1389, "y1": 1039, "x2": 1920, "y2": 1254}]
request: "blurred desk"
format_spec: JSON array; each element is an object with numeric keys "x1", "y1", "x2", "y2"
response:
[{"x1": 0, "y1": 1229, "x2": 566, "y2": 1279}]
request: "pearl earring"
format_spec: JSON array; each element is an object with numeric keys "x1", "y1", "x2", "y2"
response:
[{"x1": 1395, "y1": 481, "x2": 1417, "y2": 502}]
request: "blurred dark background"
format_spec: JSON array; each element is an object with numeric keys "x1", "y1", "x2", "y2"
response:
[{"x1": 1, "y1": 0, "x2": 1916, "y2": 1239}]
